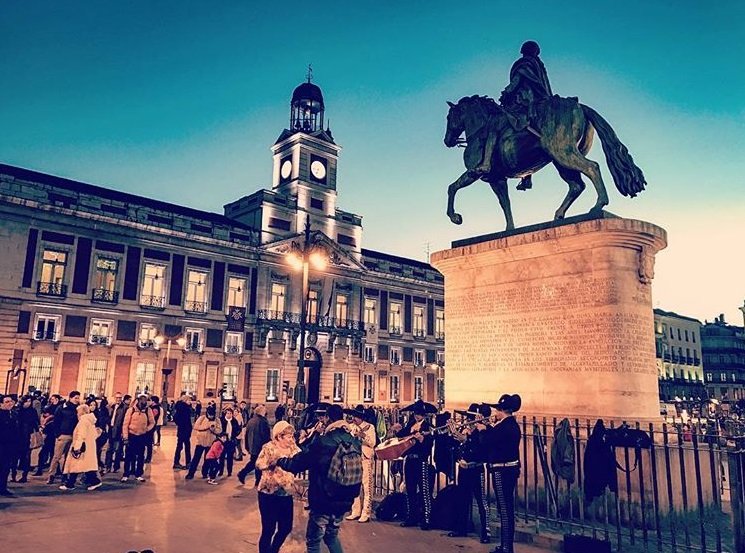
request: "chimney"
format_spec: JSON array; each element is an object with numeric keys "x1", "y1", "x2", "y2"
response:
[{"x1": 720, "y1": 313, "x2": 726, "y2": 324}]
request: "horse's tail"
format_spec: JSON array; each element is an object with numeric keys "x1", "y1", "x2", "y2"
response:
[{"x1": 581, "y1": 105, "x2": 646, "y2": 198}]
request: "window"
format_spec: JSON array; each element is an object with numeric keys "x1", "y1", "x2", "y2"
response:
[
  {"x1": 720, "y1": 374, "x2": 727, "y2": 382},
  {"x1": 363, "y1": 374, "x2": 374, "y2": 402},
  {"x1": 389, "y1": 302, "x2": 402, "y2": 334},
  {"x1": 333, "y1": 372, "x2": 344, "y2": 402},
  {"x1": 33, "y1": 314, "x2": 60, "y2": 341},
  {"x1": 223, "y1": 366, "x2": 239, "y2": 399},
  {"x1": 93, "y1": 257, "x2": 119, "y2": 301},
  {"x1": 669, "y1": 327, "x2": 674, "y2": 339},
  {"x1": 684, "y1": 329, "x2": 689, "y2": 342},
  {"x1": 414, "y1": 349, "x2": 425, "y2": 367},
  {"x1": 28, "y1": 356, "x2": 53, "y2": 393},
  {"x1": 364, "y1": 345, "x2": 376, "y2": 363},
  {"x1": 414, "y1": 376, "x2": 423, "y2": 401},
  {"x1": 271, "y1": 283, "x2": 286, "y2": 314},
  {"x1": 227, "y1": 277, "x2": 246, "y2": 310},
  {"x1": 677, "y1": 328, "x2": 681, "y2": 341},
  {"x1": 266, "y1": 369, "x2": 280, "y2": 401},
  {"x1": 436, "y1": 351, "x2": 445, "y2": 366},
  {"x1": 90, "y1": 319, "x2": 113, "y2": 345},
  {"x1": 692, "y1": 333, "x2": 696, "y2": 343},
  {"x1": 185, "y1": 328, "x2": 203, "y2": 352},
  {"x1": 40, "y1": 249, "x2": 67, "y2": 284},
  {"x1": 335, "y1": 295, "x2": 348, "y2": 326},
  {"x1": 437, "y1": 377, "x2": 445, "y2": 405},
  {"x1": 225, "y1": 332, "x2": 242, "y2": 355},
  {"x1": 733, "y1": 373, "x2": 738, "y2": 383},
  {"x1": 364, "y1": 298, "x2": 377, "y2": 327},
  {"x1": 307, "y1": 289, "x2": 319, "y2": 322},
  {"x1": 435, "y1": 309, "x2": 445, "y2": 340},
  {"x1": 413, "y1": 306, "x2": 426, "y2": 337},
  {"x1": 181, "y1": 363, "x2": 199, "y2": 395},
  {"x1": 390, "y1": 346, "x2": 402, "y2": 365},
  {"x1": 138, "y1": 323, "x2": 159, "y2": 348},
  {"x1": 185, "y1": 270, "x2": 208, "y2": 313},
  {"x1": 134, "y1": 361, "x2": 156, "y2": 396},
  {"x1": 389, "y1": 375, "x2": 400, "y2": 402},
  {"x1": 141, "y1": 263, "x2": 166, "y2": 308},
  {"x1": 84, "y1": 358, "x2": 108, "y2": 397}
]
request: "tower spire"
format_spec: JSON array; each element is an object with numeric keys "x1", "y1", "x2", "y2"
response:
[{"x1": 306, "y1": 63, "x2": 313, "y2": 83}]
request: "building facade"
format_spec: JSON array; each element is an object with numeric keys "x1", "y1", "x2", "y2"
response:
[
  {"x1": 653, "y1": 308, "x2": 705, "y2": 402},
  {"x1": 701, "y1": 314, "x2": 745, "y2": 403},
  {"x1": 0, "y1": 79, "x2": 445, "y2": 407}
]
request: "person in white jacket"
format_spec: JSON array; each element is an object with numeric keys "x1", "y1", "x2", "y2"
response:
[
  {"x1": 59, "y1": 404, "x2": 102, "y2": 491},
  {"x1": 344, "y1": 405, "x2": 378, "y2": 523}
]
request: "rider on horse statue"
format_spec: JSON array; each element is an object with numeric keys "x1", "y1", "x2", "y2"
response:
[{"x1": 476, "y1": 40, "x2": 553, "y2": 191}]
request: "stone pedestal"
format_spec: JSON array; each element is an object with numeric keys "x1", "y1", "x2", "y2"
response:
[{"x1": 430, "y1": 213, "x2": 667, "y2": 422}]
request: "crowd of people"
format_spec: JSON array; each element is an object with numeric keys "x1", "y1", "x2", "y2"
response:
[{"x1": 1, "y1": 389, "x2": 524, "y2": 553}]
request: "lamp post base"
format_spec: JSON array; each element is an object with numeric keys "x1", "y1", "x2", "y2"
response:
[{"x1": 294, "y1": 383, "x2": 307, "y2": 405}]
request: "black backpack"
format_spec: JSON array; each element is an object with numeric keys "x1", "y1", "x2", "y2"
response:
[
  {"x1": 375, "y1": 492, "x2": 407, "y2": 521},
  {"x1": 604, "y1": 423, "x2": 652, "y2": 473}
]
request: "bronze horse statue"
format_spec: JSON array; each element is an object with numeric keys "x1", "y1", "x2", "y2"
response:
[{"x1": 443, "y1": 95, "x2": 646, "y2": 230}]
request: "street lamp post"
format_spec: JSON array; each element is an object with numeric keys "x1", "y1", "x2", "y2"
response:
[
  {"x1": 154, "y1": 334, "x2": 186, "y2": 400},
  {"x1": 286, "y1": 216, "x2": 328, "y2": 405}
]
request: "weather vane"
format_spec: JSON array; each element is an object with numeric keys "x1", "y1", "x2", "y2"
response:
[{"x1": 306, "y1": 63, "x2": 313, "y2": 83}]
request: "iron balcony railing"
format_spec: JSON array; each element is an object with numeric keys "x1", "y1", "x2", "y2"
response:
[
  {"x1": 138, "y1": 339, "x2": 158, "y2": 349},
  {"x1": 184, "y1": 343, "x2": 202, "y2": 353},
  {"x1": 184, "y1": 300, "x2": 208, "y2": 313},
  {"x1": 256, "y1": 310, "x2": 365, "y2": 334},
  {"x1": 34, "y1": 330, "x2": 58, "y2": 341},
  {"x1": 413, "y1": 329, "x2": 426, "y2": 339},
  {"x1": 435, "y1": 331, "x2": 445, "y2": 341},
  {"x1": 225, "y1": 345, "x2": 241, "y2": 355},
  {"x1": 89, "y1": 334, "x2": 111, "y2": 346},
  {"x1": 37, "y1": 281, "x2": 67, "y2": 297},
  {"x1": 140, "y1": 295, "x2": 166, "y2": 309},
  {"x1": 388, "y1": 326, "x2": 402, "y2": 336},
  {"x1": 91, "y1": 288, "x2": 119, "y2": 304}
]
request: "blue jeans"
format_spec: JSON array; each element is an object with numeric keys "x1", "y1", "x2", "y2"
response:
[{"x1": 306, "y1": 512, "x2": 344, "y2": 553}]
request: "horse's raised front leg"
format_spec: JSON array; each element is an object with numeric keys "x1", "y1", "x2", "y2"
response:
[
  {"x1": 446, "y1": 171, "x2": 478, "y2": 225},
  {"x1": 552, "y1": 163, "x2": 586, "y2": 220},
  {"x1": 488, "y1": 178, "x2": 514, "y2": 231}
]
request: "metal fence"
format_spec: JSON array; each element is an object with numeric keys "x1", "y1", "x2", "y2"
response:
[{"x1": 360, "y1": 416, "x2": 745, "y2": 553}]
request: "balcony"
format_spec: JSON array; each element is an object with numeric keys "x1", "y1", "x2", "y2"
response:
[
  {"x1": 256, "y1": 310, "x2": 365, "y2": 338},
  {"x1": 225, "y1": 345, "x2": 241, "y2": 355},
  {"x1": 184, "y1": 300, "x2": 208, "y2": 314},
  {"x1": 37, "y1": 281, "x2": 67, "y2": 298},
  {"x1": 138, "y1": 339, "x2": 158, "y2": 350},
  {"x1": 89, "y1": 334, "x2": 111, "y2": 346},
  {"x1": 140, "y1": 295, "x2": 166, "y2": 310},
  {"x1": 34, "y1": 330, "x2": 58, "y2": 342},
  {"x1": 258, "y1": 310, "x2": 301, "y2": 324},
  {"x1": 184, "y1": 343, "x2": 202, "y2": 353},
  {"x1": 389, "y1": 326, "x2": 402, "y2": 336},
  {"x1": 435, "y1": 331, "x2": 445, "y2": 341},
  {"x1": 413, "y1": 329, "x2": 426, "y2": 340},
  {"x1": 91, "y1": 288, "x2": 119, "y2": 304}
]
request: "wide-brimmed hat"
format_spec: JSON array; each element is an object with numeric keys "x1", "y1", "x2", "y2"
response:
[
  {"x1": 313, "y1": 402, "x2": 332, "y2": 415},
  {"x1": 343, "y1": 404, "x2": 367, "y2": 419},
  {"x1": 402, "y1": 399, "x2": 437, "y2": 415},
  {"x1": 490, "y1": 394, "x2": 522, "y2": 413}
]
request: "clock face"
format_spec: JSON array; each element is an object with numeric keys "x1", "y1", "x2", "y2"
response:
[
  {"x1": 310, "y1": 159, "x2": 327, "y2": 180},
  {"x1": 280, "y1": 159, "x2": 292, "y2": 180}
]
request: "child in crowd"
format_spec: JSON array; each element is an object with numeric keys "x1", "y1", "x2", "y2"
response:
[{"x1": 204, "y1": 434, "x2": 227, "y2": 485}]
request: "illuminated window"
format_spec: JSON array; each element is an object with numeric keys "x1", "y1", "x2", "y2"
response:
[
  {"x1": 141, "y1": 263, "x2": 166, "y2": 307},
  {"x1": 134, "y1": 362, "x2": 156, "y2": 396},
  {"x1": 28, "y1": 356, "x2": 53, "y2": 393},
  {"x1": 413, "y1": 306, "x2": 425, "y2": 337},
  {"x1": 390, "y1": 347, "x2": 402, "y2": 365},
  {"x1": 414, "y1": 349, "x2": 425, "y2": 367},
  {"x1": 181, "y1": 364, "x2": 199, "y2": 395},
  {"x1": 84, "y1": 359, "x2": 108, "y2": 397},
  {"x1": 364, "y1": 299, "x2": 377, "y2": 327},
  {"x1": 266, "y1": 369, "x2": 280, "y2": 401},
  {"x1": 307, "y1": 289, "x2": 319, "y2": 322},
  {"x1": 185, "y1": 270, "x2": 208, "y2": 312},
  {"x1": 335, "y1": 295, "x2": 349, "y2": 326},
  {"x1": 33, "y1": 314, "x2": 60, "y2": 341},
  {"x1": 363, "y1": 374, "x2": 374, "y2": 402},
  {"x1": 389, "y1": 303, "x2": 402, "y2": 334},
  {"x1": 227, "y1": 277, "x2": 246, "y2": 310},
  {"x1": 389, "y1": 375, "x2": 400, "y2": 403},
  {"x1": 225, "y1": 332, "x2": 242, "y2": 355},
  {"x1": 333, "y1": 372, "x2": 344, "y2": 402},
  {"x1": 414, "y1": 376, "x2": 423, "y2": 401},
  {"x1": 223, "y1": 366, "x2": 239, "y2": 399},
  {"x1": 89, "y1": 319, "x2": 113, "y2": 345},
  {"x1": 364, "y1": 345, "x2": 376, "y2": 363},
  {"x1": 271, "y1": 283, "x2": 286, "y2": 314},
  {"x1": 185, "y1": 328, "x2": 203, "y2": 352}
]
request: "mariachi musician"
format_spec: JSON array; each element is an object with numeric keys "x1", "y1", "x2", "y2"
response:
[
  {"x1": 447, "y1": 403, "x2": 492, "y2": 544},
  {"x1": 297, "y1": 403, "x2": 330, "y2": 446},
  {"x1": 392, "y1": 400, "x2": 434, "y2": 530},
  {"x1": 480, "y1": 394, "x2": 522, "y2": 553}
]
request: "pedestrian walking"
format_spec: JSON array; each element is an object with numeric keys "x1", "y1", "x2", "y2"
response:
[
  {"x1": 255, "y1": 420, "x2": 300, "y2": 553},
  {"x1": 47, "y1": 391, "x2": 81, "y2": 484},
  {"x1": 14, "y1": 395, "x2": 40, "y2": 483},
  {"x1": 59, "y1": 404, "x2": 102, "y2": 491},
  {"x1": 172, "y1": 394, "x2": 193, "y2": 469},
  {"x1": 237, "y1": 404, "x2": 270, "y2": 486},
  {"x1": 185, "y1": 407, "x2": 222, "y2": 480},
  {"x1": 0, "y1": 395, "x2": 21, "y2": 496},
  {"x1": 121, "y1": 394, "x2": 155, "y2": 482},
  {"x1": 144, "y1": 395, "x2": 163, "y2": 462},
  {"x1": 34, "y1": 403, "x2": 57, "y2": 475}
]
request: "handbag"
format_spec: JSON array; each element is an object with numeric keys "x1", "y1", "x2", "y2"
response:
[
  {"x1": 29, "y1": 430, "x2": 44, "y2": 450},
  {"x1": 70, "y1": 442, "x2": 87, "y2": 459},
  {"x1": 234, "y1": 445, "x2": 244, "y2": 462},
  {"x1": 604, "y1": 423, "x2": 652, "y2": 472}
]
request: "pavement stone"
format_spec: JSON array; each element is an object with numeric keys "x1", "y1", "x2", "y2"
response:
[{"x1": 1, "y1": 427, "x2": 552, "y2": 553}]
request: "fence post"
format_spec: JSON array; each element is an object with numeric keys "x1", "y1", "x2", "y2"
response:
[{"x1": 728, "y1": 444, "x2": 745, "y2": 553}]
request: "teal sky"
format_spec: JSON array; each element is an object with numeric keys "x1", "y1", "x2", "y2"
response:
[{"x1": 1, "y1": 1, "x2": 744, "y2": 323}]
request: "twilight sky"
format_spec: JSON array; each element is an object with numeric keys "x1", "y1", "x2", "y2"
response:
[{"x1": 1, "y1": 1, "x2": 743, "y2": 324}]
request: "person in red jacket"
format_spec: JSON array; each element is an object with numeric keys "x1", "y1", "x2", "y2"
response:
[{"x1": 204, "y1": 434, "x2": 226, "y2": 485}]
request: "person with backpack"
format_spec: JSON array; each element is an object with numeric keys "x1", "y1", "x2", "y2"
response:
[
  {"x1": 254, "y1": 420, "x2": 301, "y2": 553},
  {"x1": 344, "y1": 405, "x2": 377, "y2": 523},
  {"x1": 275, "y1": 404, "x2": 362, "y2": 553}
]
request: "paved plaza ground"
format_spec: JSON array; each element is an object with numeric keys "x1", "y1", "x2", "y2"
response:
[{"x1": 1, "y1": 427, "x2": 553, "y2": 553}]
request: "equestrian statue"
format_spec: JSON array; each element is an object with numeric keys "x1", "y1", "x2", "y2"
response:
[{"x1": 444, "y1": 40, "x2": 646, "y2": 230}]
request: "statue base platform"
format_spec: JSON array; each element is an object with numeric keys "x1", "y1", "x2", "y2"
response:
[{"x1": 431, "y1": 212, "x2": 667, "y2": 422}]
